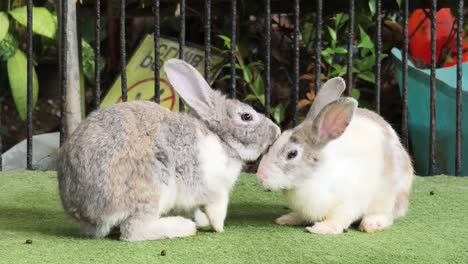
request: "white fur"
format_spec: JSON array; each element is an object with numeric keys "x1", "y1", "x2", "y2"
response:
[
  {"x1": 198, "y1": 134, "x2": 243, "y2": 190},
  {"x1": 155, "y1": 132, "x2": 242, "y2": 233},
  {"x1": 120, "y1": 216, "x2": 196, "y2": 241},
  {"x1": 197, "y1": 134, "x2": 242, "y2": 232},
  {"x1": 285, "y1": 115, "x2": 384, "y2": 224},
  {"x1": 229, "y1": 141, "x2": 264, "y2": 161},
  {"x1": 260, "y1": 112, "x2": 412, "y2": 234},
  {"x1": 193, "y1": 208, "x2": 210, "y2": 228}
]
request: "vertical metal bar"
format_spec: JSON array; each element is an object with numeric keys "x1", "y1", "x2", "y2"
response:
[
  {"x1": 26, "y1": 0, "x2": 33, "y2": 170},
  {"x1": 292, "y1": 0, "x2": 299, "y2": 126},
  {"x1": 154, "y1": 0, "x2": 161, "y2": 103},
  {"x1": 401, "y1": 0, "x2": 409, "y2": 148},
  {"x1": 314, "y1": 0, "x2": 322, "y2": 94},
  {"x1": 346, "y1": 0, "x2": 354, "y2": 96},
  {"x1": 429, "y1": 0, "x2": 437, "y2": 175},
  {"x1": 120, "y1": 0, "x2": 127, "y2": 102},
  {"x1": 94, "y1": 0, "x2": 101, "y2": 109},
  {"x1": 230, "y1": 0, "x2": 237, "y2": 99},
  {"x1": 179, "y1": 0, "x2": 186, "y2": 110},
  {"x1": 204, "y1": 0, "x2": 211, "y2": 82},
  {"x1": 374, "y1": 0, "x2": 382, "y2": 114},
  {"x1": 455, "y1": 0, "x2": 464, "y2": 176},
  {"x1": 264, "y1": 0, "x2": 271, "y2": 115},
  {"x1": 60, "y1": 0, "x2": 67, "y2": 145}
]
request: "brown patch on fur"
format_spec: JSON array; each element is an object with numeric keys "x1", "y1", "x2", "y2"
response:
[
  {"x1": 356, "y1": 108, "x2": 396, "y2": 178},
  {"x1": 106, "y1": 101, "x2": 175, "y2": 215},
  {"x1": 356, "y1": 108, "x2": 413, "y2": 217}
]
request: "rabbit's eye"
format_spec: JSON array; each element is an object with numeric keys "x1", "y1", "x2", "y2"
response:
[
  {"x1": 287, "y1": 150, "x2": 298, "y2": 160},
  {"x1": 241, "y1": 113, "x2": 253, "y2": 122}
]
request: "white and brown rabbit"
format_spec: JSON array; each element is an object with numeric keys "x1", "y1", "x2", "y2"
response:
[
  {"x1": 256, "y1": 77, "x2": 413, "y2": 234},
  {"x1": 57, "y1": 59, "x2": 280, "y2": 241}
]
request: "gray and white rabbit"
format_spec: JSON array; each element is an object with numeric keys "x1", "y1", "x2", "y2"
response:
[
  {"x1": 57, "y1": 59, "x2": 280, "y2": 241},
  {"x1": 256, "y1": 77, "x2": 413, "y2": 234}
]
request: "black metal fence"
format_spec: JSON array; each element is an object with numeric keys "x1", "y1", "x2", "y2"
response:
[{"x1": 0, "y1": 0, "x2": 465, "y2": 176}]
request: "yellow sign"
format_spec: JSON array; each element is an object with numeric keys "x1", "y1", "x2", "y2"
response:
[{"x1": 101, "y1": 35, "x2": 225, "y2": 111}]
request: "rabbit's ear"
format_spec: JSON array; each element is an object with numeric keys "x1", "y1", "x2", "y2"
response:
[
  {"x1": 305, "y1": 77, "x2": 346, "y2": 122},
  {"x1": 309, "y1": 97, "x2": 357, "y2": 146},
  {"x1": 164, "y1": 59, "x2": 213, "y2": 115}
]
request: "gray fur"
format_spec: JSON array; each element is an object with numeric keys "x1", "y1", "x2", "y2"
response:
[
  {"x1": 304, "y1": 77, "x2": 346, "y2": 122},
  {"x1": 58, "y1": 59, "x2": 280, "y2": 240}
]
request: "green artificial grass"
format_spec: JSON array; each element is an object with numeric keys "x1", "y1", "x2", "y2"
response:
[{"x1": 0, "y1": 171, "x2": 467, "y2": 264}]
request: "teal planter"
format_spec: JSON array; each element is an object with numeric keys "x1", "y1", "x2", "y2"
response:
[{"x1": 391, "y1": 48, "x2": 468, "y2": 176}]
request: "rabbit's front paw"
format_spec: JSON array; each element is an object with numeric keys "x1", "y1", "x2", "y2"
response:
[
  {"x1": 205, "y1": 192, "x2": 228, "y2": 233},
  {"x1": 306, "y1": 221, "x2": 342, "y2": 235},
  {"x1": 359, "y1": 215, "x2": 393, "y2": 233},
  {"x1": 193, "y1": 208, "x2": 210, "y2": 228},
  {"x1": 276, "y1": 212, "x2": 304, "y2": 226}
]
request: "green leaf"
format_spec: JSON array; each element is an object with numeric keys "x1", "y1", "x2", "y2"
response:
[
  {"x1": 217, "y1": 35, "x2": 238, "y2": 52},
  {"x1": 327, "y1": 27, "x2": 337, "y2": 42},
  {"x1": 258, "y1": 95, "x2": 265, "y2": 106},
  {"x1": 244, "y1": 94, "x2": 258, "y2": 101},
  {"x1": 242, "y1": 65, "x2": 253, "y2": 84},
  {"x1": 321, "y1": 47, "x2": 333, "y2": 57},
  {"x1": 244, "y1": 93, "x2": 265, "y2": 106},
  {"x1": 368, "y1": 0, "x2": 376, "y2": 16},
  {"x1": 253, "y1": 75, "x2": 264, "y2": 97},
  {"x1": 7, "y1": 49, "x2": 39, "y2": 121},
  {"x1": 321, "y1": 47, "x2": 333, "y2": 64},
  {"x1": 330, "y1": 64, "x2": 347, "y2": 76},
  {"x1": 0, "y1": 33, "x2": 18, "y2": 61},
  {"x1": 0, "y1": 12, "x2": 9, "y2": 42},
  {"x1": 222, "y1": 63, "x2": 242, "y2": 70},
  {"x1": 81, "y1": 38, "x2": 105, "y2": 83},
  {"x1": 247, "y1": 61, "x2": 264, "y2": 70},
  {"x1": 396, "y1": 0, "x2": 402, "y2": 8},
  {"x1": 334, "y1": 13, "x2": 349, "y2": 30},
  {"x1": 9, "y1": 6, "x2": 57, "y2": 39},
  {"x1": 354, "y1": 55, "x2": 375, "y2": 71},
  {"x1": 218, "y1": 35, "x2": 231, "y2": 49},
  {"x1": 351, "y1": 89, "x2": 360, "y2": 100},
  {"x1": 270, "y1": 104, "x2": 285, "y2": 124},
  {"x1": 219, "y1": 75, "x2": 243, "y2": 81},
  {"x1": 331, "y1": 64, "x2": 344, "y2": 72},
  {"x1": 357, "y1": 71, "x2": 375, "y2": 84},
  {"x1": 357, "y1": 26, "x2": 374, "y2": 51},
  {"x1": 334, "y1": 47, "x2": 348, "y2": 54}
]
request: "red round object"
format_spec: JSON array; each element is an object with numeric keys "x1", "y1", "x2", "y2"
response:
[{"x1": 408, "y1": 8, "x2": 465, "y2": 67}]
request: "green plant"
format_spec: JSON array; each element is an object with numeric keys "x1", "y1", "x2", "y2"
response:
[
  {"x1": 353, "y1": 25, "x2": 387, "y2": 85},
  {"x1": 218, "y1": 35, "x2": 285, "y2": 125},
  {"x1": 0, "y1": 2, "x2": 103, "y2": 120},
  {"x1": 321, "y1": 13, "x2": 349, "y2": 79},
  {"x1": 0, "y1": 6, "x2": 55, "y2": 120},
  {"x1": 300, "y1": 10, "x2": 392, "y2": 108},
  {"x1": 321, "y1": 12, "x2": 388, "y2": 92}
]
